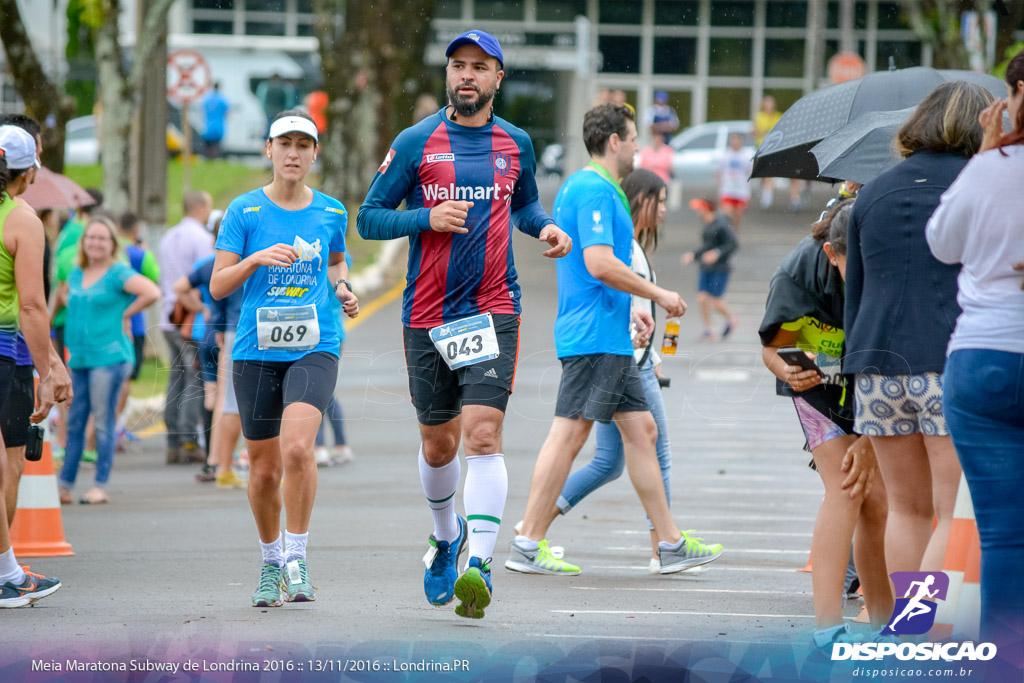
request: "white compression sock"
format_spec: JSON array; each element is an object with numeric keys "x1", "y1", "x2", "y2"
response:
[
  {"x1": 464, "y1": 453, "x2": 507, "y2": 563},
  {"x1": 418, "y1": 444, "x2": 461, "y2": 543},
  {"x1": 0, "y1": 548, "x2": 26, "y2": 584},
  {"x1": 260, "y1": 534, "x2": 284, "y2": 567},
  {"x1": 284, "y1": 531, "x2": 308, "y2": 561}
]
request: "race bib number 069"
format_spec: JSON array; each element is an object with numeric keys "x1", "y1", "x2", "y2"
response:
[
  {"x1": 429, "y1": 312, "x2": 500, "y2": 370},
  {"x1": 257, "y1": 304, "x2": 320, "y2": 351}
]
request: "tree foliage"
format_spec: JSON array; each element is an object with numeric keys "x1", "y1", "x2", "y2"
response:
[
  {"x1": 313, "y1": 0, "x2": 436, "y2": 207},
  {"x1": 0, "y1": 0, "x2": 78, "y2": 171}
]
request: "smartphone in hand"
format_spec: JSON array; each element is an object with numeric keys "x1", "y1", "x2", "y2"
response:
[{"x1": 776, "y1": 347, "x2": 823, "y2": 376}]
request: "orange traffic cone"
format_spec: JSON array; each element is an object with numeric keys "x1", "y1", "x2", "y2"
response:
[
  {"x1": 10, "y1": 432, "x2": 74, "y2": 558},
  {"x1": 931, "y1": 474, "x2": 980, "y2": 640}
]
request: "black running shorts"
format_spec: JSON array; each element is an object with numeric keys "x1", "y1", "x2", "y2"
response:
[
  {"x1": 403, "y1": 313, "x2": 520, "y2": 426},
  {"x1": 233, "y1": 352, "x2": 339, "y2": 441},
  {"x1": 0, "y1": 363, "x2": 32, "y2": 447},
  {"x1": 554, "y1": 353, "x2": 649, "y2": 424}
]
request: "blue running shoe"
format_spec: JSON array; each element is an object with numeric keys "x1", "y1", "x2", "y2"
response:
[
  {"x1": 454, "y1": 556, "x2": 492, "y2": 619},
  {"x1": 423, "y1": 515, "x2": 466, "y2": 606}
]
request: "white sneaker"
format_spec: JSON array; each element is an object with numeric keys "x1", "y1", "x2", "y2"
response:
[
  {"x1": 314, "y1": 447, "x2": 333, "y2": 467},
  {"x1": 331, "y1": 445, "x2": 354, "y2": 465}
]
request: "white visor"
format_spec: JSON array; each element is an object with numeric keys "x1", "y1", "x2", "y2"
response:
[{"x1": 268, "y1": 116, "x2": 318, "y2": 143}]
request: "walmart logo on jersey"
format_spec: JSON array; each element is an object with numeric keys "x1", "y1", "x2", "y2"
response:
[{"x1": 423, "y1": 182, "x2": 513, "y2": 205}]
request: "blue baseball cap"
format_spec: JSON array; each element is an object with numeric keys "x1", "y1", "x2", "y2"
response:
[
  {"x1": 445, "y1": 30, "x2": 504, "y2": 68},
  {"x1": 654, "y1": 90, "x2": 669, "y2": 102}
]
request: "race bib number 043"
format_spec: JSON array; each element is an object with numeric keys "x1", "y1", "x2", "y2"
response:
[
  {"x1": 429, "y1": 312, "x2": 500, "y2": 370},
  {"x1": 257, "y1": 304, "x2": 320, "y2": 351}
]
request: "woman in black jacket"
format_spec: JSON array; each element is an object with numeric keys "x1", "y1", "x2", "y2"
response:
[{"x1": 843, "y1": 82, "x2": 993, "y2": 576}]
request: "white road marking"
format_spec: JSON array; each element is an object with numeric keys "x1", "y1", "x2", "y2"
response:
[
  {"x1": 570, "y1": 587, "x2": 808, "y2": 596},
  {"x1": 551, "y1": 610, "x2": 814, "y2": 619}
]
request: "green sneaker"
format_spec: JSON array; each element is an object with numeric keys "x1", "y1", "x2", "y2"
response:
[
  {"x1": 503, "y1": 539, "x2": 581, "y2": 575},
  {"x1": 454, "y1": 556, "x2": 493, "y2": 619},
  {"x1": 252, "y1": 563, "x2": 283, "y2": 607},
  {"x1": 281, "y1": 558, "x2": 315, "y2": 602},
  {"x1": 658, "y1": 530, "x2": 724, "y2": 574}
]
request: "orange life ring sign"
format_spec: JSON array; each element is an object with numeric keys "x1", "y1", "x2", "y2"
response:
[
  {"x1": 828, "y1": 52, "x2": 866, "y2": 84},
  {"x1": 167, "y1": 50, "x2": 212, "y2": 104}
]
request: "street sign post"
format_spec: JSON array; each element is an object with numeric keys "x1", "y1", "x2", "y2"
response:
[{"x1": 167, "y1": 50, "x2": 212, "y2": 191}]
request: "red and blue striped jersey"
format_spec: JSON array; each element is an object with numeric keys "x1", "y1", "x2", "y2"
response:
[{"x1": 357, "y1": 108, "x2": 553, "y2": 328}]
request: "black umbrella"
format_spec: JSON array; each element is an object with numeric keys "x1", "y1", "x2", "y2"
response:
[
  {"x1": 809, "y1": 107, "x2": 914, "y2": 185},
  {"x1": 751, "y1": 67, "x2": 1006, "y2": 181}
]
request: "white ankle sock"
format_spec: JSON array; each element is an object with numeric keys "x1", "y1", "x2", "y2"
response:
[
  {"x1": 284, "y1": 531, "x2": 308, "y2": 561},
  {"x1": 0, "y1": 548, "x2": 26, "y2": 584},
  {"x1": 464, "y1": 453, "x2": 507, "y2": 562},
  {"x1": 260, "y1": 534, "x2": 283, "y2": 567},
  {"x1": 418, "y1": 445, "x2": 460, "y2": 543},
  {"x1": 514, "y1": 536, "x2": 539, "y2": 550}
]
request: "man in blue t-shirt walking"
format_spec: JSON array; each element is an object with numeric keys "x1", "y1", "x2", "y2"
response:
[
  {"x1": 202, "y1": 83, "x2": 230, "y2": 159},
  {"x1": 507, "y1": 103, "x2": 723, "y2": 576}
]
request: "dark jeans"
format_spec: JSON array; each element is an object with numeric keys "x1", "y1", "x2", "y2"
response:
[
  {"x1": 162, "y1": 328, "x2": 202, "y2": 448},
  {"x1": 944, "y1": 348, "x2": 1024, "y2": 666}
]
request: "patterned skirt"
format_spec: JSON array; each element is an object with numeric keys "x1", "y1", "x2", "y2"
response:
[{"x1": 854, "y1": 373, "x2": 948, "y2": 437}]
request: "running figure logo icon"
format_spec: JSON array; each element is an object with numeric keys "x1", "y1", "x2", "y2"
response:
[{"x1": 883, "y1": 571, "x2": 950, "y2": 635}]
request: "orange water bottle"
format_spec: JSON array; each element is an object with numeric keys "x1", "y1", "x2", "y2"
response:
[{"x1": 660, "y1": 318, "x2": 680, "y2": 355}]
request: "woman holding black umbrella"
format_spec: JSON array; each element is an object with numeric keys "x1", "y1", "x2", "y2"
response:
[{"x1": 843, "y1": 82, "x2": 993, "y2": 577}]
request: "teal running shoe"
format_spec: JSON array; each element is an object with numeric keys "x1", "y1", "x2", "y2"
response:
[
  {"x1": 281, "y1": 557, "x2": 315, "y2": 602},
  {"x1": 423, "y1": 515, "x2": 466, "y2": 606},
  {"x1": 454, "y1": 556, "x2": 492, "y2": 619},
  {"x1": 252, "y1": 563, "x2": 283, "y2": 607}
]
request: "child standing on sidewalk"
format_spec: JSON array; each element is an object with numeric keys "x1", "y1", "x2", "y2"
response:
[{"x1": 681, "y1": 197, "x2": 739, "y2": 341}]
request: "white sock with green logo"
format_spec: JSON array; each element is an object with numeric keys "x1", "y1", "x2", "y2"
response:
[
  {"x1": 419, "y1": 445, "x2": 461, "y2": 543},
  {"x1": 464, "y1": 453, "x2": 507, "y2": 565}
]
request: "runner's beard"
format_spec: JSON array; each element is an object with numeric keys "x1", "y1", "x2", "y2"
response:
[{"x1": 447, "y1": 82, "x2": 496, "y2": 118}]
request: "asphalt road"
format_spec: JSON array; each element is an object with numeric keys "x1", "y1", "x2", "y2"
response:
[{"x1": 4, "y1": 182, "x2": 891, "y2": 680}]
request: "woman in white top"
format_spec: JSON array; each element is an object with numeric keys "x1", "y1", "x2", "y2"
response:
[{"x1": 925, "y1": 51, "x2": 1024, "y2": 663}]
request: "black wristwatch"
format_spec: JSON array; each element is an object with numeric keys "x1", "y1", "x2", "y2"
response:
[{"x1": 334, "y1": 278, "x2": 351, "y2": 293}]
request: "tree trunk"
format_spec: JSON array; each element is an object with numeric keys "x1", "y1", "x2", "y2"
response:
[
  {"x1": 900, "y1": 0, "x2": 978, "y2": 70},
  {"x1": 314, "y1": 0, "x2": 436, "y2": 208},
  {"x1": 0, "y1": 0, "x2": 77, "y2": 171},
  {"x1": 95, "y1": 0, "x2": 133, "y2": 213},
  {"x1": 94, "y1": 0, "x2": 178, "y2": 214}
]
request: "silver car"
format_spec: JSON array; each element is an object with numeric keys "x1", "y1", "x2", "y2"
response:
[{"x1": 669, "y1": 120, "x2": 755, "y2": 187}]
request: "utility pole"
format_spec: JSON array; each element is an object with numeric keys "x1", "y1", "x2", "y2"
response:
[
  {"x1": 839, "y1": 0, "x2": 856, "y2": 54},
  {"x1": 803, "y1": 0, "x2": 826, "y2": 93},
  {"x1": 130, "y1": 0, "x2": 169, "y2": 237}
]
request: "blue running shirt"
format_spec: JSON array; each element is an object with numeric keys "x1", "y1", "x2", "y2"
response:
[
  {"x1": 552, "y1": 168, "x2": 635, "y2": 358},
  {"x1": 216, "y1": 187, "x2": 347, "y2": 362}
]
